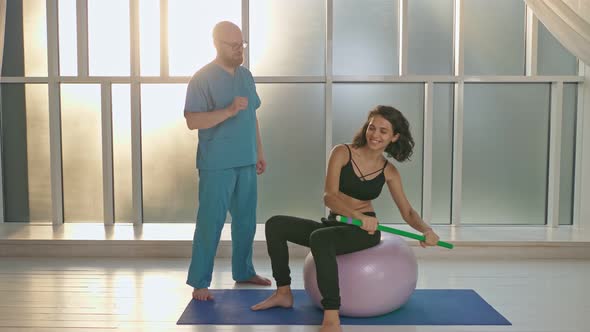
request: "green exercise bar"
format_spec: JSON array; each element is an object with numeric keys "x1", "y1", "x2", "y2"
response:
[{"x1": 336, "y1": 215, "x2": 454, "y2": 249}]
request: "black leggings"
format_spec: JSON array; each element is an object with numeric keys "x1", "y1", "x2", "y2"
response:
[{"x1": 264, "y1": 212, "x2": 381, "y2": 310}]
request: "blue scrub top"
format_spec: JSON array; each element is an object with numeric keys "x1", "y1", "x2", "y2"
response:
[{"x1": 184, "y1": 63, "x2": 261, "y2": 170}]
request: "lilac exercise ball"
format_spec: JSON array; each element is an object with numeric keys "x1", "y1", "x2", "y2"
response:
[{"x1": 303, "y1": 233, "x2": 418, "y2": 317}]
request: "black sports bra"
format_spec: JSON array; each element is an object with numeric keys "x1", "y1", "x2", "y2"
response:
[{"x1": 338, "y1": 144, "x2": 388, "y2": 201}]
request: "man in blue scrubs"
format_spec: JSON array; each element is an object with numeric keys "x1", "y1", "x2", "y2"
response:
[{"x1": 184, "y1": 21, "x2": 271, "y2": 301}]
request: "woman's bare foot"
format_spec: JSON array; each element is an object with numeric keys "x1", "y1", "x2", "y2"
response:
[
  {"x1": 237, "y1": 274, "x2": 272, "y2": 286},
  {"x1": 320, "y1": 310, "x2": 342, "y2": 332},
  {"x1": 250, "y1": 286, "x2": 293, "y2": 310},
  {"x1": 192, "y1": 288, "x2": 214, "y2": 301}
]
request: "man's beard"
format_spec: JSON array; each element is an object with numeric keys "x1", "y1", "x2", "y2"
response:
[{"x1": 221, "y1": 53, "x2": 243, "y2": 67}]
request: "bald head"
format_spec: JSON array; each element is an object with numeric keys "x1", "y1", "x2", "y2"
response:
[
  {"x1": 212, "y1": 21, "x2": 242, "y2": 42},
  {"x1": 212, "y1": 21, "x2": 244, "y2": 68}
]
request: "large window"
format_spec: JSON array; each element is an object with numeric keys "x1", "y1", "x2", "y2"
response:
[
  {"x1": 1, "y1": 0, "x2": 583, "y2": 225},
  {"x1": 462, "y1": 84, "x2": 550, "y2": 225},
  {"x1": 60, "y1": 84, "x2": 104, "y2": 222}
]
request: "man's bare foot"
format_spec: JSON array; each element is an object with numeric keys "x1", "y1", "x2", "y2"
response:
[
  {"x1": 192, "y1": 288, "x2": 214, "y2": 301},
  {"x1": 320, "y1": 310, "x2": 342, "y2": 332},
  {"x1": 237, "y1": 274, "x2": 272, "y2": 286},
  {"x1": 250, "y1": 287, "x2": 293, "y2": 310}
]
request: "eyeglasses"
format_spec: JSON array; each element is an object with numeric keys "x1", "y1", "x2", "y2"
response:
[{"x1": 217, "y1": 40, "x2": 248, "y2": 50}]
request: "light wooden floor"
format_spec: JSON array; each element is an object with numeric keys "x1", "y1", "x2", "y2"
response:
[{"x1": 0, "y1": 256, "x2": 588, "y2": 332}]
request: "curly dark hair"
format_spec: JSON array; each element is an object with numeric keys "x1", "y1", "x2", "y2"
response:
[{"x1": 351, "y1": 105, "x2": 414, "y2": 162}]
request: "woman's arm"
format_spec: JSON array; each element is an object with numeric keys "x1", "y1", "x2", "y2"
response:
[{"x1": 385, "y1": 164, "x2": 439, "y2": 245}]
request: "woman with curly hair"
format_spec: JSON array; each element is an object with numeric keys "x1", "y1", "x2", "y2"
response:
[{"x1": 251, "y1": 105, "x2": 440, "y2": 332}]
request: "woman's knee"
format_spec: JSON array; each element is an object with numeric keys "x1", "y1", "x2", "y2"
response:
[
  {"x1": 265, "y1": 215, "x2": 290, "y2": 236},
  {"x1": 309, "y1": 229, "x2": 334, "y2": 252}
]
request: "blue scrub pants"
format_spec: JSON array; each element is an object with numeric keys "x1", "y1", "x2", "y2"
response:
[{"x1": 186, "y1": 165, "x2": 257, "y2": 289}]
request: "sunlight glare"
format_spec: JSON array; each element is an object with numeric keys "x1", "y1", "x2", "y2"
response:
[
  {"x1": 23, "y1": 0, "x2": 48, "y2": 76},
  {"x1": 140, "y1": 0, "x2": 160, "y2": 76},
  {"x1": 58, "y1": 0, "x2": 77, "y2": 75},
  {"x1": 88, "y1": 0, "x2": 130, "y2": 75},
  {"x1": 60, "y1": 84, "x2": 104, "y2": 222},
  {"x1": 168, "y1": 0, "x2": 241, "y2": 76}
]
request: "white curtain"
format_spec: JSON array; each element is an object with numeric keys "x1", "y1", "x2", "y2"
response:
[{"x1": 525, "y1": 0, "x2": 590, "y2": 65}]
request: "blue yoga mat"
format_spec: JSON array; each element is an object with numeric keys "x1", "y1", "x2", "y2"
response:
[{"x1": 177, "y1": 289, "x2": 511, "y2": 325}]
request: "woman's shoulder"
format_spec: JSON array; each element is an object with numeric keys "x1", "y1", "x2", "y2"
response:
[
  {"x1": 329, "y1": 144, "x2": 352, "y2": 163},
  {"x1": 331, "y1": 143, "x2": 352, "y2": 154},
  {"x1": 383, "y1": 159, "x2": 400, "y2": 180}
]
